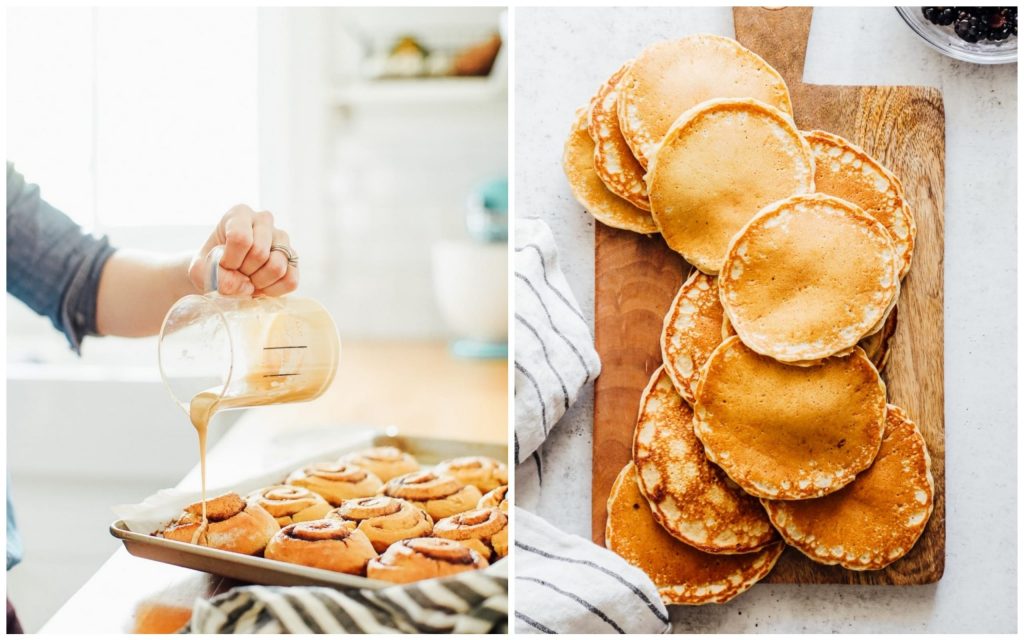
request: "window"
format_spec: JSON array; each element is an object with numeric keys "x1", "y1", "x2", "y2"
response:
[
  {"x1": 7, "y1": 7, "x2": 260, "y2": 364},
  {"x1": 7, "y1": 7, "x2": 259, "y2": 231}
]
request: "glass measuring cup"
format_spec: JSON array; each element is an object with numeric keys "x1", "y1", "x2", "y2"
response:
[{"x1": 158, "y1": 249, "x2": 340, "y2": 416}]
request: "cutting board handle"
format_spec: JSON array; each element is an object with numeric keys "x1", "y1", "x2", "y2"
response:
[{"x1": 733, "y1": 7, "x2": 813, "y2": 89}]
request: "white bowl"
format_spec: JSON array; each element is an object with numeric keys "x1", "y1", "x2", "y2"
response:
[
  {"x1": 431, "y1": 241, "x2": 508, "y2": 343},
  {"x1": 896, "y1": 7, "x2": 1017, "y2": 65}
]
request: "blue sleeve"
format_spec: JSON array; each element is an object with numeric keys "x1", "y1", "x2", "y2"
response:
[{"x1": 6, "y1": 162, "x2": 117, "y2": 353}]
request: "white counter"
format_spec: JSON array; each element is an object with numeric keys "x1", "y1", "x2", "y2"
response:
[{"x1": 514, "y1": 7, "x2": 1016, "y2": 633}]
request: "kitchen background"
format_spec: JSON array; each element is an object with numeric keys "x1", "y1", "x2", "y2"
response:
[{"x1": 6, "y1": 6, "x2": 507, "y2": 630}]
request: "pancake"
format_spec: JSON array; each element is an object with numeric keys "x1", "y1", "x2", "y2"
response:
[
  {"x1": 859, "y1": 305, "x2": 899, "y2": 373},
  {"x1": 647, "y1": 98, "x2": 814, "y2": 274},
  {"x1": 693, "y1": 337, "x2": 887, "y2": 500},
  {"x1": 633, "y1": 367, "x2": 778, "y2": 554},
  {"x1": 661, "y1": 271, "x2": 727, "y2": 405},
  {"x1": 762, "y1": 405, "x2": 934, "y2": 570},
  {"x1": 563, "y1": 108, "x2": 657, "y2": 233},
  {"x1": 719, "y1": 194, "x2": 900, "y2": 363},
  {"x1": 606, "y1": 462, "x2": 783, "y2": 605},
  {"x1": 721, "y1": 314, "x2": 736, "y2": 340},
  {"x1": 588, "y1": 62, "x2": 650, "y2": 211},
  {"x1": 804, "y1": 130, "x2": 917, "y2": 278},
  {"x1": 617, "y1": 34, "x2": 793, "y2": 168}
]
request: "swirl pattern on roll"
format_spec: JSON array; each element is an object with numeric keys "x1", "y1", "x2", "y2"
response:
[
  {"x1": 380, "y1": 470, "x2": 482, "y2": 520},
  {"x1": 339, "y1": 446, "x2": 420, "y2": 482},
  {"x1": 247, "y1": 485, "x2": 332, "y2": 526},
  {"x1": 161, "y1": 492, "x2": 280, "y2": 555},
  {"x1": 477, "y1": 485, "x2": 509, "y2": 513},
  {"x1": 264, "y1": 519, "x2": 378, "y2": 575},
  {"x1": 435, "y1": 456, "x2": 508, "y2": 492},
  {"x1": 327, "y1": 496, "x2": 433, "y2": 553},
  {"x1": 286, "y1": 462, "x2": 383, "y2": 506},
  {"x1": 367, "y1": 537, "x2": 488, "y2": 584},
  {"x1": 433, "y1": 507, "x2": 509, "y2": 560}
]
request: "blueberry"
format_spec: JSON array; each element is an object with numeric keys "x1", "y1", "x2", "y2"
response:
[
  {"x1": 923, "y1": 6, "x2": 1016, "y2": 43},
  {"x1": 989, "y1": 25, "x2": 1013, "y2": 40},
  {"x1": 922, "y1": 6, "x2": 958, "y2": 26},
  {"x1": 954, "y1": 14, "x2": 983, "y2": 42}
]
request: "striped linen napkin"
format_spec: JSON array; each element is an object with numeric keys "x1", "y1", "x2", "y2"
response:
[
  {"x1": 515, "y1": 508, "x2": 670, "y2": 634},
  {"x1": 514, "y1": 217, "x2": 601, "y2": 467},
  {"x1": 185, "y1": 560, "x2": 507, "y2": 634},
  {"x1": 513, "y1": 218, "x2": 670, "y2": 634}
]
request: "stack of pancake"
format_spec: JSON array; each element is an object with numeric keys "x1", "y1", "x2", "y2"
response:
[{"x1": 564, "y1": 34, "x2": 934, "y2": 606}]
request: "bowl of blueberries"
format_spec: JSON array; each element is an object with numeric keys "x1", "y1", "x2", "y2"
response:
[{"x1": 897, "y1": 7, "x2": 1016, "y2": 64}]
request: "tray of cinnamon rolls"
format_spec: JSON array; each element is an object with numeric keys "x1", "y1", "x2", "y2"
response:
[{"x1": 110, "y1": 432, "x2": 508, "y2": 589}]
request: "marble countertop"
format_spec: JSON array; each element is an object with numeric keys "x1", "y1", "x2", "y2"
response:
[{"x1": 514, "y1": 7, "x2": 1016, "y2": 633}]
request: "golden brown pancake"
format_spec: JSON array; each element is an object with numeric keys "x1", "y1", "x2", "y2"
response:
[
  {"x1": 762, "y1": 405, "x2": 934, "y2": 570},
  {"x1": 859, "y1": 305, "x2": 899, "y2": 373},
  {"x1": 661, "y1": 271, "x2": 726, "y2": 405},
  {"x1": 606, "y1": 462, "x2": 783, "y2": 605},
  {"x1": 633, "y1": 367, "x2": 778, "y2": 554},
  {"x1": 647, "y1": 98, "x2": 814, "y2": 274},
  {"x1": 721, "y1": 314, "x2": 736, "y2": 340},
  {"x1": 693, "y1": 337, "x2": 887, "y2": 500},
  {"x1": 588, "y1": 62, "x2": 650, "y2": 211},
  {"x1": 617, "y1": 34, "x2": 793, "y2": 168},
  {"x1": 563, "y1": 108, "x2": 657, "y2": 233},
  {"x1": 804, "y1": 130, "x2": 916, "y2": 278},
  {"x1": 719, "y1": 194, "x2": 900, "y2": 363}
]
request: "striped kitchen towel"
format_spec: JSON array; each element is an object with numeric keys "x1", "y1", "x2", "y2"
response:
[
  {"x1": 513, "y1": 218, "x2": 669, "y2": 634},
  {"x1": 514, "y1": 508, "x2": 670, "y2": 634},
  {"x1": 514, "y1": 217, "x2": 601, "y2": 467},
  {"x1": 184, "y1": 560, "x2": 507, "y2": 634}
]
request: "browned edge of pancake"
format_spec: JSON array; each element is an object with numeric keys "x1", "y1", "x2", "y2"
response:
[
  {"x1": 860, "y1": 304, "x2": 899, "y2": 372},
  {"x1": 606, "y1": 461, "x2": 784, "y2": 605},
  {"x1": 660, "y1": 270, "x2": 725, "y2": 405},
  {"x1": 562, "y1": 107, "x2": 658, "y2": 234},
  {"x1": 804, "y1": 129, "x2": 917, "y2": 279},
  {"x1": 633, "y1": 366, "x2": 778, "y2": 554},
  {"x1": 760, "y1": 404, "x2": 934, "y2": 571},
  {"x1": 587, "y1": 60, "x2": 651, "y2": 211}
]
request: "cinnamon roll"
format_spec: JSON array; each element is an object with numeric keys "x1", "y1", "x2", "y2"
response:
[
  {"x1": 326, "y1": 496, "x2": 433, "y2": 553},
  {"x1": 435, "y1": 456, "x2": 508, "y2": 492},
  {"x1": 247, "y1": 485, "x2": 332, "y2": 526},
  {"x1": 478, "y1": 485, "x2": 509, "y2": 513},
  {"x1": 160, "y1": 492, "x2": 279, "y2": 555},
  {"x1": 380, "y1": 470, "x2": 482, "y2": 520},
  {"x1": 367, "y1": 537, "x2": 488, "y2": 584},
  {"x1": 265, "y1": 519, "x2": 378, "y2": 575},
  {"x1": 286, "y1": 462, "x2": 383, "y2": 506},
  {"x1": 339, "y1": 446, "x2": 420, "y2": 482},
  {"x1": 433, "y1": 507, "x2": 509, "y2": 560}
]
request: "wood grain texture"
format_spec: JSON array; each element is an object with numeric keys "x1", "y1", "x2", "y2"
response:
[{"x1": 592, "y1": 7, "x2": 945, "y2": 586}]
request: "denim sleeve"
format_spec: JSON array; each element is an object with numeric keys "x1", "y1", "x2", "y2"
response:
[{"x1": 6, "y1": 162, "x2": 117, "y2": 353}]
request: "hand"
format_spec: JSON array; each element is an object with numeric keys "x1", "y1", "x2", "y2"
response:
[{"x1": 188, "y1": 205, "x2": 299, "y2": 296}]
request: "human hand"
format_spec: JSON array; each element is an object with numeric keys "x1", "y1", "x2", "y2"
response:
[{"x1": 188, "y1": 205, "x2": 299, "y2": 296}]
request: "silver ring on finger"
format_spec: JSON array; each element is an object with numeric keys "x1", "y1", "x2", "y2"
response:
[{"x1": 270, "y1": 243, "x2": 299, "y2": 267}]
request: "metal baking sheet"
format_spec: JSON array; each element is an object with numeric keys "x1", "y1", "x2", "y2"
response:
[{"x1": 110, "y1": 430, "x2": 508, "y2": 589}]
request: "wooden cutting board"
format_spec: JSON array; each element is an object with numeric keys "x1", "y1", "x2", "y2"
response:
[{"x1": 592, "y1": 7, "x2": 945, "y2": 585}]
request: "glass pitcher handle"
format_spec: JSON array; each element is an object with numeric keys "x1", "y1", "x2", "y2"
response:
[{"x1": 203, "y1": 245, "x2": 226, "y2": 294}]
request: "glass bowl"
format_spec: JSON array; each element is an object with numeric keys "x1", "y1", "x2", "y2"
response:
[{"x1": 896, "y1": 7, "x2": 1017, "y2": 64}]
